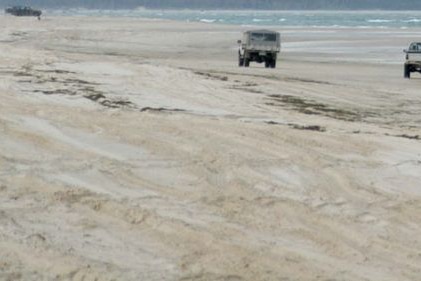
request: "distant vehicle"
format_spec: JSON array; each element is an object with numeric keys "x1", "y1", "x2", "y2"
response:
[
  {"x1": 403, "y1": 42, "x2": 421, "y2": 79},
  {"x1": 237, "y1": 30, "x2": 281, "y2": 68},
  {"x1": 5, "y1": 6, "x2": 42, "y2": 18}
]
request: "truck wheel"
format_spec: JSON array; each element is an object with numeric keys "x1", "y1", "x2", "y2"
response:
[
  {"x1": 239, "y1": 57, "x2": 244, "y2": 67},
  {"x1": 265, "y1": 60, "x2": 270, "y2": 68},
  {"x1": 404, "y1": 65, "x2": 411, "y2": 79},
  {"x1": 271, "y1": 59, "x2": 277, "y2": 68},
  {"x1": 244, "y1": 59, "x2": 250, "y2": 67}
]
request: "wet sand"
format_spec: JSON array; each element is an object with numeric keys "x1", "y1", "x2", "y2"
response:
[{"x1": 0, "y1": 16, "x2": 421, "y2": 281}]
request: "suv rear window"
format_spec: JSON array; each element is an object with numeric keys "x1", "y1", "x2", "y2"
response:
[{"x1": 409, "y1": 43, "x2": 421, "y2": 52}]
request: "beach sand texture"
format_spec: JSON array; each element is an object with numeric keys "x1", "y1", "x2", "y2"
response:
[{"x1": 0, "y1": 16, "x2": 421, "y2": 281}]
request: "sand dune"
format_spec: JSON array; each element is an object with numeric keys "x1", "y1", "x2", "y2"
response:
[{"x1": 1, "y1": 16, "x2": 421, "y2": 281}]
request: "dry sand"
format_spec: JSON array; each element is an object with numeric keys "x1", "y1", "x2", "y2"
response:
[{"x1": 0, "y1": 15, "x2": 421, "y2": 281}]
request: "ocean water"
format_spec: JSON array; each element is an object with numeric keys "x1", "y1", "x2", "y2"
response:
[{"x1": 47, "y1": 9, "x2": 421, "y2": 28}]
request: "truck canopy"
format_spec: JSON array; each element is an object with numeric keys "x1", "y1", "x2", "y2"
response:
[
  {"x1": 244, "y1": 30, "x2": 280, "y2": 42},
  {"x1": 242, "y1": 29, "x2": 281, "y2": 51}
]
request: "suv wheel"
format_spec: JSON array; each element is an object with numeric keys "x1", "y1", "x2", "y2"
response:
[
  {"x1": 404, "y1": 64, "x2": 411, "y2": 79},
  {"x1": 239, "y1": 57, "x2": 244, "y2": 67}
]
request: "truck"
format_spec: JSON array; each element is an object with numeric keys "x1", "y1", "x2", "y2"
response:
[
  {"x1": 403, "y1": 42, "x2": 421, "y2": 79},
  {"x1": 237, "y1": 30, "x2": 281, "y2": 68},
  {"x1": 5, "y1": 6, "x2": 42, "y2": 18}
]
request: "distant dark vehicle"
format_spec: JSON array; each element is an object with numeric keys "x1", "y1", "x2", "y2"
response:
[{"x1": 5, "y1": 6, "x2": 42, "y2": 18}]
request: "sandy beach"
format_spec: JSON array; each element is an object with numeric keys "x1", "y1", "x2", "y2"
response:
[{"x1": 0, "y1": 15, "x2": 421, "y2": 281}]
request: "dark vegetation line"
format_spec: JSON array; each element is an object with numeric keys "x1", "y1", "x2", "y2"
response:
[{"x1": 1, "y1": 0, "x2": 421, "y2": 10}]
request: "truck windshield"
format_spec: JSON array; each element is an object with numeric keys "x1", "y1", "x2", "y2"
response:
[{"x1": 251, "y1": 33, "x2": 277, "y2": 42}]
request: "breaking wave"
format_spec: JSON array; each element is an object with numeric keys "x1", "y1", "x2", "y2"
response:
[{"x1": 367, "y1": 19, "x2": 394, "y2": 23}]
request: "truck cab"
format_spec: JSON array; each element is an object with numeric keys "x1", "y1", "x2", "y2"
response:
[{"x1": 238, "y1": 30, "x2": 281, "y2": 68}]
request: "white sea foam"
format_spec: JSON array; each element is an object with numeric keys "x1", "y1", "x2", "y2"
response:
[
  {"x1": 252, "y1": 18, "x2": 271, "y2": 22},
  {"x1": 367, "y1": 19, "x2": 394, "y2": 23},
  {"x1": 199, "y1": 19, "x2": 216, "y2": 23},
  {"x1": 403, "y1": 19, "x2": 421, "y2": 23}
]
